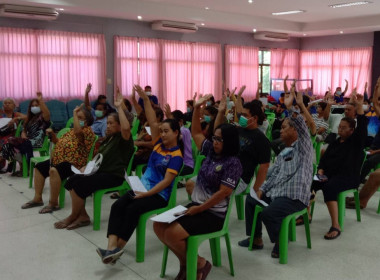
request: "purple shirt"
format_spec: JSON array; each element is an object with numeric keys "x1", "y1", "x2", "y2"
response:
[
  {"x1": 191, "y1": 139, "x2": 242, "y2": 217},
  {"x1": 181, "y1": 126, "x2": 194, "y2": 168}
]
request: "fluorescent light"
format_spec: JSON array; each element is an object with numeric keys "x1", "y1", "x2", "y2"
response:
[
  {"x1": 329, "y1": 1, "x2": 371, "y2": 8},
  {"x1": 272, "y1": 10, "x2": 305, "y2": 16},
  {"x1": 340, "y1": 31, "x2": 344, "y2": 34},
  {"x1": 137, "y1": 15, "x2": 142, "y2": 20},
  {"x1": 57, "y1": 8, "x2": 64, "y2": 11},
  {"x1": 303, "y1": 33, "x2": 307, "y2": 36},
  {"x1": 205, "y1": 7, "x2": 209, "y2": 10},
  {"x1": 253, "y1": 28, "x2": 257, "y2": 33},
  {"x1": 248, "y1": 0, "x2": 253, "y2": 3},
  {"x1": 201, "y1": 23, "x2": 205, "y2": 26}
]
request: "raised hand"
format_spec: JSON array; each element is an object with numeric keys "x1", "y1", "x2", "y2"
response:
[
  {"x1": 193, "y1": 92, "x2": 197, "y2": 101},
  {"x1": 295, "y1": 91, "x2": 303, "y2": 107},
  {"x1": 134, "y1": 85, "x2": 147, "y2": 99},
  {"x1": 36, "y1": 92, "x2": 43, "y2": 101},
  {"x1": 114, "y1": 87, "x2": 123, "y2": 108},
  {"x1": 164, "y1": 103, "x2": 172, "y2": 119},
  {"x1": 219, "y1": 94, "x2": 227, "y2": 112},
  {"x1": 85, "y1": 83, "x2": 92, "y2": 95},
  {"x1": 195, "y1": 94, "x2": 213, "y2": 108},
  {"x1": 237, "y1": 85, "x2": 246, "y2": 97},
  {"x1": 73, "y1": 104, "x2": 83, "y2": 115},
  {"x1": 284, "y1": 92, "x2": 294, "y2": 109}
]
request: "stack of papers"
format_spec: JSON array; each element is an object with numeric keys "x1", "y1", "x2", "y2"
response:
[
  {"x1": 125, "y1": 175, "x2": 147, "y2": 193},
  {"x1": 150, "y1": 205, "x2": 188, "y2": 223}
]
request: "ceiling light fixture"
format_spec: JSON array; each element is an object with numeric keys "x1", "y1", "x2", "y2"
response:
[
  {"x1": 57, "y1": 8, "x2": 64, "y2": 11},
  {"x1": 329, "y1": 1, "x2": 371, "y2": 8},
  {"x1": 303, "y1": 33, "x2": 307, "y2": 36},
  {"x1": 137, "y1": 15, "x2": 142, "y2": 20},
  {"x1": 272, "y1": 10, "x2": 305, "y2": 16},
  {"x1": 205, "y1": 7, "x2": 209, "y2": 10},
  {"x1": 253, "y1": 28, "x2": 257, "y2": 33},
  {"x1": 248, "y1": 0, "x2": 253, "y2": 3},
  {"x1": 201, "y1": 23, "x2": 205, "y2": 26},
  {"x1": 340, "y1": 31, "x2": 344, "y2": 34}
]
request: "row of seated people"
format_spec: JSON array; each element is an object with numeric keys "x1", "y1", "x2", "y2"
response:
[{"x1": 6, "y1": 77, "x2": 380, "y2": 279}]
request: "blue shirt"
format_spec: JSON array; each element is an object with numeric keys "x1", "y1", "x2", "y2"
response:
[
  {"x1": 141, "y1": 137, "x2": 183, "y2": 201},
  {"x1": 91, "y1": 108, "x2": 107, "y2": 137}
]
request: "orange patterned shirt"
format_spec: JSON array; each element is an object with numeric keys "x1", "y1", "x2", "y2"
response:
[{"x1": 51, "y1": 127, "x2": 96, "y2": 168}]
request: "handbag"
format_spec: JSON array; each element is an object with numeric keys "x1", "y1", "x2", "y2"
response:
[{"x1": 71, "y1": 153, "x2": 103, "y2": 176}]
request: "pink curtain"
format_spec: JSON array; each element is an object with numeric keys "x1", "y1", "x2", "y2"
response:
[
  {"x1": 0, "y1": 27, "x2": 106, "y2": 101},
  {"x1": 300, "y1": 47, "x2": 372, "y2": 96},
  {"x1": 114, "y1": 36, "x2": 138, "y2": 97},
  {"x1": 225, "y1": 45, "x2": 259, "y2": 101},
  {"x1": 270, "y1": 49, "x2": 299, "y2": 80}
]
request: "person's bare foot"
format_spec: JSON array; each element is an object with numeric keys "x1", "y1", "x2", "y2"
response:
[
  {"x1": 66, "y1": 215, "x2": 91, "y2": 230},
  {"x1": 54, "y1": 215, "x2": 77, "y2": 229}
]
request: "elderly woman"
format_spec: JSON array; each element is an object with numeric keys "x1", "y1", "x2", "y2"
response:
[
  {"x1": 154, "y1": 94, "x2": 242, "y2": 280},
  {"x1": 21, "y1": 105, "x2": 96, "y2": 214},
  {"x1": 1, "y1": 92, "x2": 50, "y2": 176},
  {"x1": 95, "y1": 86, "x2": 183, "y2": 265},
  {"x1": 54, "y1": 90, "x2": 135, "y2": 230},
  {"x1": 0, "y1": 98, "x2": 26, "y2": 172}
]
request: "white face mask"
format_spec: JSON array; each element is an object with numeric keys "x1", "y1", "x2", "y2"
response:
[
  {"x1": 31, "y1": 106, "x2": 41, "y2": 114},
  {"x1": 145, "y1": 91, "x2": 152, "y2": 96},
  {"x1": 226, "y1": 113, "x2": 234, "y2": 121}
]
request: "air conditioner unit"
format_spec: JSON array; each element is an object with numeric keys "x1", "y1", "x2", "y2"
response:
[
  {"x1": 254, "y1": 32, "x2": 289, "y2": 42},
  {"x1": 0, "y1": 4, "x2": 59, "y2": 21},
  {"x1": 151, "y1": 20, "x2": 198, "y2": 33}
]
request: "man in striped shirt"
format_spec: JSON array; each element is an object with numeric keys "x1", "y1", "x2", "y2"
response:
[{"x1": 239, "y1": 85, "x2": 313, "y2": 258}]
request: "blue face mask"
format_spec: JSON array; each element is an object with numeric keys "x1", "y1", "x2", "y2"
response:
[
  {"x1": 79, "y1": 120, "x2": 85, "y2": 127},
  {"x1": 95, "y1": 110, "x2": 103, "y2": 118},
  {"x1": 336, "y1": 90, "x2": 342, "y2": 96},
  {"x1": 187, "y1": 107, "x2": 191, "y2": 113},
  {"x1": 206, "y1": 101, "x2": 212, "y2": 106},
  {"x1": 204, "y1": 115, "x2": 211, "y2": 123}
]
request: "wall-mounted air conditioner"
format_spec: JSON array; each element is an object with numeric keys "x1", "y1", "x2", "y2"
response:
[
  {"x1": 254, "y1": 32, "x2": 289, "y2": 42},
  {"x1": 151, "y1": 20, "x2": 198, "y2": 33},
  {"x1": 0, "y1": 4, "x2": 59, "y2": 21}
]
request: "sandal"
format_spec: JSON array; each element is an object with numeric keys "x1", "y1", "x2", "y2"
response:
[
  {"x1": 66, "y1": 220, "x2": 91, "y2": 230},
  {"x1": 39, "y1": 205, "x2": 60, "y2": 214},
  {"x1": 271, "y1": 243, "x2": 280, "y2": 258},
  {"x1": 324, "y1": 227, "x2": 341, "y2": 240},
  {"x1": 110, "y1": 192, "x2": 121, "y2": 199},
  {"x1": 295, "y1": 215, "x2": 312, "y2": 226},
  {"x1": 197, "y1": 261, "x2": 212, "y2": 280},
  {"x1": 21, "y1": 200, "x2": 44, "y2": 209}
]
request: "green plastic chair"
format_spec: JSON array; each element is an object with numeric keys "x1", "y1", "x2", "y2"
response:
[
  {"x1": 136, "y1": 177, "x2": 180, "y2": 262},
  {"x1": 58, "y1": 134, "x2": 98, "y2": 208},
  {"x1": 131, "y1": 116, "x2": 140, "y2": 140},
  {"x1": 29, "y1": 128, "x2": 71, "y2": 188},
  {"x1": 377, "y1": 188, "x2": 380, "y2": 214},
  {"x1": 235, "y1": 167, "x2": 258, "y2": 221},
  {"x1": 65, "y1": 117, "x2": 74, "y2": 128},
  {"x1": 337, "y1": 189, "x2": 361, "y2": 231},
  {"x1": 135, "y1": 163, "x2": 147, "y2": 178},
  {"x1": 160, "y1": 192, "x2": 236, "y2": 279},
  {"x1": 248, "y1": 204, "x2": 311, "y2": 264},
  {"x1": 92, "y1": 146, "x2": 137, "y2": 231},
  {"x1": 184, "y1": 121, "x2": 191, "y2": 128}
]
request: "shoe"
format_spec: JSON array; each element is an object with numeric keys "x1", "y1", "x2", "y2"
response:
[
  {"x1": 324, "y1": 227, "x2": 341, "y2": 240},
  {"x1": 103, "y1": 248, "x2": 124, "y2": 264},
  {"x1": 238, "y1": 237, "x2": 263, "y2": 249},
  {"x1": 271, "y1": 243, "x2": 279, "y2": 258},
  {"x1": 96, "y1": 247, "x2": 107, "y2": 263}
]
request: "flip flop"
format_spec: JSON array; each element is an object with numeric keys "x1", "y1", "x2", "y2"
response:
[
  {"x1": 54, "y1": 220, "x2": 69, "y2": 229},
  {"x1": 66, "y1": 220, "x2": 91, "y2": 230},
  {"x1": 110, "y1": 193, "x2": 120, "y2": 199},
  {"x1": 324, "y1": 226, "x2": 341, "y2": 240},
  {"x1": 39, "y1": 205, "x2": 60, "y2": 214},
  {"x1": 21, "y1": 200, "x2": 44, "y2": 209},
  {"x1": 197, "y1": 261, "x2": 212, "y2": 280},
  {"x1": 295, "y1": 215, "x2": 312, "y2": 226}
]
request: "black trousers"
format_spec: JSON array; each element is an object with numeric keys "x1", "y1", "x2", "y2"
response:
[
  {"x1": 245, "y1": 194, "x2": 306, "y2": 243},
  {"x1": 107, "y1": 193, "x2": 167, "y2": 242},
  {"x1": 312, "y1": 175, "x2": 360, "y2": 202},
  {"x1": 360, "y1": 154, "x2": 380, "y2": 182}
]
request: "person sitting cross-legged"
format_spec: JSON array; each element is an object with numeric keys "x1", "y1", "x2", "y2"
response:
[{"x1": 238, "y1": 84, "x2": 313, "y2": 258}]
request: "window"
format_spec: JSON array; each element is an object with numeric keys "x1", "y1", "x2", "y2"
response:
[{"x1": 258, "y1": 50, "x2": 271, "y2": 94}]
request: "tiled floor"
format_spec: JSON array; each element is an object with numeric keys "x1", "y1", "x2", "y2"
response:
[{"x1": 1, "y1": 173, "x2": 379, "y2": 280}]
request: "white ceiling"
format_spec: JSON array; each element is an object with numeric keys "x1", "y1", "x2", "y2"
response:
[{"x1": 6, "y1": 0, "x2": 380, "y2": 37}]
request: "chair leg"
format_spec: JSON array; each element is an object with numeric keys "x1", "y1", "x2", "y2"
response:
[
  {"x1": 209, "y1": 238, "x2": 221, "y2": 267},
  {"x1": 92, "y1": 191, "x2": 103, "y2": 231},
  {"x1": 22, "y1": 155, "x2": 28, "y2": 178},
  {"x1": 248, "y1": 205, "x2": 263, "y2": 251},
  {"x1": 289, "y1": 217, "x2": 296, "y2": 242},
  {"x1": 29, "y1": 161, "x2": 35, "y2": 188},
  {"x1": 186, "y1": 238, "x2": 199, "y2": 280},
  {"x1": 377, "y1": 197, "x2": 380, "y2": 214},
  {"x1": 279, "y1": 217, "x2": 290, "y2": 264},
  {"x1": 160, "y1": 245, "x2": 169, "y2": 278},
  {"x1": 310, "y1": 200, "x2": 315, "y2": 219},
  {"x1": 303, "y1": 211, "x2": 312, "y2": 249},
  {"x1": 337, "y1": 193, "x2": 345, "y2": 232},
  {"x1": 235, "y1": 194, "x2": 245, "y2": 220},
  {"x1": 353, "y1": 190, "x2": 361, "y2": 222},
  {"x1": 58, "y1": 185, "x2": 66, "y2": 209},
  {"x1": 224, "y1": 233, "x2": 235, "y2": 276},
  {"x1": 136, "y1": 216, "x2": 147, "y2": 262}
]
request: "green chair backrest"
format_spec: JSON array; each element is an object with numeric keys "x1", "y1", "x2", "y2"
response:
[
  {"x1": 131, "y1": 117, "x2": 140, "y2": 139},
  {"x1": 14, "y1": 120, "x2": 24, "y2": 137},
  {"x1": 87, "y1": 135, "x2": 99, "y2": 161},
  {"x1": 65, "y1": 117, "x2": 74, "y2": 128},
  {"x1": 126, "y1": 146, "x2": 138, "y2": 176},
  {"x1": 57, "y1": 127, "x2": 71, "y2": 138}
]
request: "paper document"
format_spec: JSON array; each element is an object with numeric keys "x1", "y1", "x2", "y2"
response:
[
  {"x1": 249, "y1": 188, "x2": 268, "y2": 207},
  {"x1": 150, "y1": 205, "x2": 188, "y2": 223},
  {"x1": 0, "y1": 118, "x2": 12, "y2": 128},
  {"x1": 145, "y1": 126, "x2": 151, "y2": 136},
  {"x1": 308, "y1": 99, "x2": 323, "y2": 105},
  {"x1": 313, "y1": 174, "x2": 321, "y2": 181},
  {"x1": 259, "y1": 97, "x2": 268, "y2": 106},
  {"x1": 125, "y1": 175, "x2": 147, "y2": 193}
]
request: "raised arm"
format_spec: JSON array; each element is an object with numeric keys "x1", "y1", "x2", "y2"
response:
[
  {"x1": 36, "y1": 92, "x2": 50, "y2": 122},
  {"x1": 342, "y1": 79, "x2": 348, "y2": 96},
  {"x1": 114, "y1": 88, "x2": 131, "y2": 140},
  {"x1": 84, "y1": 83, "x2": 92, "y2": 110},
  {"x1": 323, "y1": 88, "x2": 334, "y2": 121},
  {"x1": 73, "y1": 105, "x2": 85, "y2": 142},
  {"x1": 295, "y1": 88, "x2": 316, "y2": 135},
  {"x1": 131, "y1": 86, "x2": 143, "y2": 116},
  {"x1": 214, "y1": 94, "x2": 227, "y2": 131},
  {"x1": 134, "y1": 85, "x2": 160, "y2": 140},
  {"x1": 373, "y1": 78, "x2": 380, "y2": 116},
  {"x1": 163, "y1": 103, "x2": 173, "y2": 120},
  {"x1": 283, "y1": 75, "x2": 289, "y2": 94},
  {"x1": 255, "y1": 82, "x2": 261, "y2": 100},
  {"x1": 235, "y1": 85, "x2": 246, "y2": 114},
  {"x1": 191, "y1": 94, "x2": 213, "y2": 150}
]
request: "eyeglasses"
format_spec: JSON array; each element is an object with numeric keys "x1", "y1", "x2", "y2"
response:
[{"x1": 212, "y1": 136, "x2": 223, "y2": 143}]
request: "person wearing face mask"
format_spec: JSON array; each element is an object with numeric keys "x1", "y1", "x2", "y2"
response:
[
  {"x1": 137, "y1": 85, "x2": 159, "y2": 110},
  {"x1": 1, "y1": 92, "x2": 50, "y2": 176},
  {"x1": 333, "y1": 79, "x2": 348, "y2": 104},
  {"x1": 21, "y1": 105, "x2": 96, "y2": 214},
  {"x1": 84, "y1": 83, "x2": 108, "y2": 141}
]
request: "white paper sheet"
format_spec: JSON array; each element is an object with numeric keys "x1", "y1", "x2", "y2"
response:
[
  {"x1": 308, "y1": 99, "x2": 323, "y2": 105},
  {"x1": 125, "y1": 175, "x2": 147, "y2": 193},
  {"x1": 249, "y1": 188, "x2": 268, "y2": 207},
  {"x1": 150, "y1": 205, "x2": 188, "y2": 223},
  {"x1": 71, "y1": 161, "x2": 97, "y2": 175},
  {"x1": 259, "y1": 97, "x2": 268, "y2": 106},
  {"x1": 313, "y1": 174, "x2": 321, "y2": 181},
  {"x1": 145, "y1": 126, "x2": 151, "y2": 135},
  {"x1": 0, "y1": 118, "x2": 12, "y2": 128}
]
